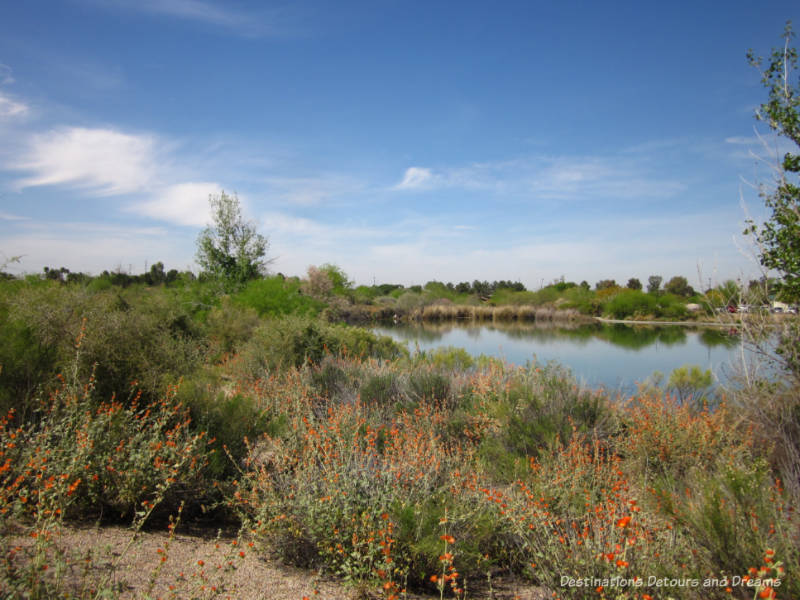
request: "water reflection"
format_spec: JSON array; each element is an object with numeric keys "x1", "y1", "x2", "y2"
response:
[{"x1": 374, "y1": 321, "x2": 743, "y2": 391}]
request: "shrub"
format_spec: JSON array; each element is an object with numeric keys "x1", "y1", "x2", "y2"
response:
[
  {"x1": 6, "y1": 282, "x2": 204, "y2": 406},
  {"x1": 234, "y1": 276, "x2": 323, "y2": 318},
  {"x1": 603, "y1": 289, "x2": 658, "y2": 319}
]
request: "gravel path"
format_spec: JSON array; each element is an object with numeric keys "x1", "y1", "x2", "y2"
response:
[{"x1": 26, "y1": 523, "x2": 548, "y2": 600}]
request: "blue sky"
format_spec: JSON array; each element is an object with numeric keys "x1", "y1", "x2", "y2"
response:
[{"x1": 1, "y1": 1, "x2": 798, "y2": 288}]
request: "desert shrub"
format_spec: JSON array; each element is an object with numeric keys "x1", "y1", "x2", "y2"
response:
[
  {"x1": 204, "y1": 297, "x2": 260, "y2": 358},
  {"x1": 418, "y1": 346, "x2": 475, "y2": 370},
  {"x1": 408, "y1": 369, "x2": 451, "y2": 408},
  {"x1": 482, "y1": 435, "x2": 695, "y2": 599},
  {"x1": 395, "y1": 291, "x2": 423, "y2": 312},
  {"x1": 6, "y1": 282, "x2": 205, "y2": 408},
  {"x1": 359, "y1": 373, "x2": 401, "y2": 405},
  {"x1": 0, "y1": 370, "x2": 209, "y2": 523},
  {"x1": 176, "y1": 373, "x2": 277, "y2": 481},
  {"x1": 236, "y1": 317, "x2": 404, "y2": 377},
  {"x1": 478, "y1": 364, "x2": 612, "y2": 481}
]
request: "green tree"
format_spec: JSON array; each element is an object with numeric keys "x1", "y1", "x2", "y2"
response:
[
  {"x1": 664, "y1": 275, "x2": 694, "y2": 297},
  {"x1": 595, "y1": 279, "x2": 617, "y2": 291},
  {"x1": 647, "y1": 275, "x2": 662, "y2": 294},
  {"x1": 745, "y1": 22, "x2": 800, "y2": 302},
  {"x1": 626, "y1": 277, "x2": 642, "y2": 290},
  {"x1": 196, "y1": 192, "x2": 269, "y2": 288}
]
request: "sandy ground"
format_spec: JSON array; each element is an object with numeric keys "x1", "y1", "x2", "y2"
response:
[{"x1": 9, "y1": 522, "x2": 548, "y2": 600}]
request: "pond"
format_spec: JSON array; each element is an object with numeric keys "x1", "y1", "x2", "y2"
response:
[{"x1": 373, "y1": 321, "x2": 750, "y2": 392}]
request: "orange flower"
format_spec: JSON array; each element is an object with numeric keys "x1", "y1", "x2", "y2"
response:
[
  {"x1": 616, "y1": 516, "x2": 631, "y2": 528},
  {"x1": 439, "y1": 534, "x2": 455, "y2": 544},
  {"x1": 758, "y1": 588, "x2": 775, "y2": 599},
  {"x1": 615, "y1": 559, "x2": 629, "y2": 568}
]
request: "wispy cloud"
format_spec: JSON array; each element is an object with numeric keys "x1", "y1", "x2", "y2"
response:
[
  {"x1": 13, "y1": 127, "x2": 159, "y2": 195},
  {"x1": 0, "y1": 210, "x2": 30, "y2": 221},
  {"x1": 6, "y1": 125, "x2": 230, "y2": 226},
  {"x1": 91, "y1": 0, "x2": 290, "y2": 37},
  {"x1": 0, "y1": 92, "x2": 28, "y2": 119},
  {"x1": 0, "y1": 64, "x2": 14, "y2": 85},
  {"x1": 261, "y1": 175, "x2": 365, "y2": 205},
  {"x1": 394, "y1": 167, "x2": 439, "y2": 190},
  {"x1": 393, "y1": 154, "x2": 686, "y2": 201}
]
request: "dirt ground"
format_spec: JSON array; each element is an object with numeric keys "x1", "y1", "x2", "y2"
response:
[{"x1": 13, "y1": 523, "x2": 549, "y2": 600}]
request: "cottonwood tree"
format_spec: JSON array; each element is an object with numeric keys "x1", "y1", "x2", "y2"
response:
[
  {"x1": 745, "y1": 22, "x2": 800, "y2": 303},
  {"x1": 196, "y1": 192, "x2": 269, "y2": 289}
]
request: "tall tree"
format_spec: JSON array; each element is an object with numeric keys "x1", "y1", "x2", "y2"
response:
[
  {"x1": 745, "y1": 22, "x2": 800, "y2": 302},
  {"x1": 647, "y1": 275, "x2": 662, "y2": 294},
  {"x1": 196, "y1": 192, "x2": 269, "y2": 288}
]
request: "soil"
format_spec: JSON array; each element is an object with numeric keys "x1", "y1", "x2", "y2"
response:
[{"x1": 12, "y1": 522, "x2": 549, "y2": 600}]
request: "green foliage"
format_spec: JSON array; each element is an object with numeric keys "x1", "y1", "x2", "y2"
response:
[
  {"x1": 595, "y1": 279, "x2": 617, "y2": 291},
  {"x1": 359, "y1": 373, "x2": 400, "y2": 405},
  {"x1": 603, "y1": 289, "x2": 658, "y2": 319},
  {"x1": 667, "y1": 364, "x2": 713, "y2": 404},
  {"x1": 196, "y1": 191, "x2": 269, "y2": 289},
  {"x1": 233, "y1": 276, "x2": 323, "y2": 317},
  {"x1": 408, "y1": 370, "x2": 451, "y2": 407},
  {"x1": 647, "y1": 274, "x2": 662, "y2": 294},
  {"x1": 664, "y1": 275, "x2": 695, "y2": 297},
  {"x1": 236, "y1": 316, "x2": 404, "y2": 374},
  {"x1": 5, "y1": 282, "x2": 204, "y2": 407},
  {"x1": 626, "y1": 277, "x2": 642, "y2": 290},
  {"x1": 746, "y1": 23, "x2": 800, "y2": 302}
]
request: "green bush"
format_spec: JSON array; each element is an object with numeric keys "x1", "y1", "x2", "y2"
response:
[
  {"x1": 603, "y1": 289, "x2": 658, "y2": 319},
  {"x1": 234, "y1": 276, "x2": 323, "y2": 317},
  {"x1": 236, "y1": 316, "x2": 404, "y2": 376},
  {"x1": 5, "y1": 282, "x2": 204, "y2": 407}
]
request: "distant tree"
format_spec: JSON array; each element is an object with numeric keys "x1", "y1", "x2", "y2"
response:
[
  {"x1": 626, "y1": 278, "x2": 642, "y2": 291},
  {"x1": 318, "y1": 264, "x2": 352, "y2": 294},
  {"x1": 196, "y1": 191, "x2": 269, "y2": 288},
  {"x1": 147, "y1": 261, "x2": 166, "y2": 285},
  {"x1": 595, "y1": 279, "x2": 617, "y2": 291},
  {"x1": 664, "y1": 275, "x2": 695, "y2": 297},
  {"x1": 302, "y1": 265, "x2": 334, "y2": 300},
  {"x1": 647, "y1": 275, "x2": 662, "y2": 294},
  {"x1": 745, "y1": 22, "x2": 800, "y2": 302},
  {"x1": 579, "y1": 280, "x2": 591, "y2": 291},
  {"x1": 43, "y1": 266, "x2": 69, "y2": 282}
]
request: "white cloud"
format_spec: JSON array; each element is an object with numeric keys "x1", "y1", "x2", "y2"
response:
[
  {"x1": 0, "y1": 92, "x2": 28, "y2": 118},
  {"x1": 395, "y1": 167, "x2": 438, "y2": 190},
  {"x1": 132, "y1": 182, "x2": 222, "y2": 227},
  {"x1": 14, "y1": 127, "x2": 158, "y2": 195}
]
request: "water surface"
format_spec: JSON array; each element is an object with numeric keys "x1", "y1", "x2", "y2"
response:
[{"x1": 374, "y1": 321, "x2": 747, "y2": 392}]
